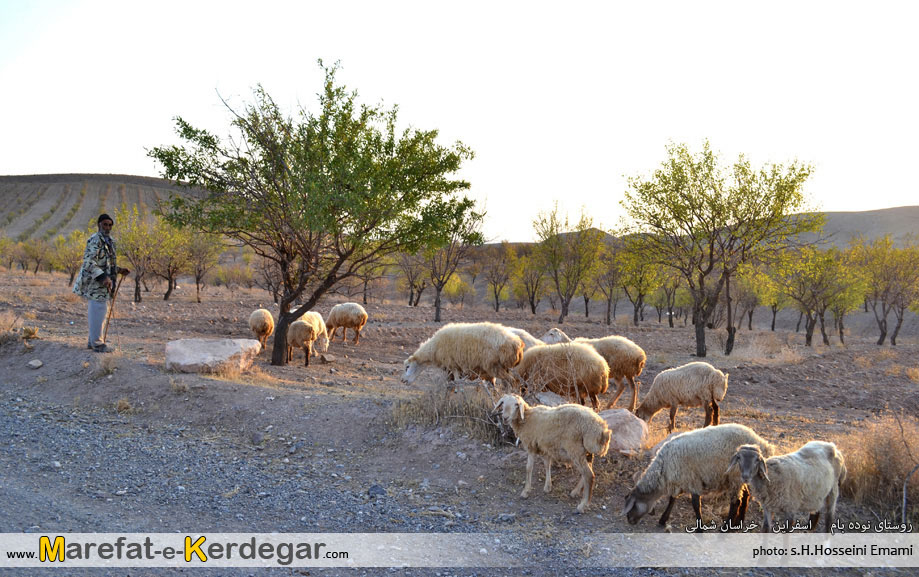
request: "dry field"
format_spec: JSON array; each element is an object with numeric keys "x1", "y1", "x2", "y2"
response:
[{"x1": 2, "y1": 267, "x2": 919, "y2": 543}]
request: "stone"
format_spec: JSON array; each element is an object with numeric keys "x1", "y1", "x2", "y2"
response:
[
  {"x1": 27, "y1": 359, "x2": 43, "y2": 369},
  {"x1": 164, "y1": 338, "x2": 261, "y2": 374},
  {"x1": 367, "y1": 484, "x2": 386, "y2": 498},
  {"x1": 598, "y1": 409, "x2": 649, "y2": 456}
]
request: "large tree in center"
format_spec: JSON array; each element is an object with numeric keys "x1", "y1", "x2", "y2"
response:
[
  {"x1": 149, "y1": 63, "x2": 478, "y2": 365},
  {"x1": 621, "y1": 141, "x2": 820, "y2": 357}
]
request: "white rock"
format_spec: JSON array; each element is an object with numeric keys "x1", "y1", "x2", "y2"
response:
[
  {"x1": 164, "y1": 339, "x2": 261, "y2": 374},
  {"x1": 27, "y1": 360, "x2": 43, "y2": 369},
  {"x1": 598, "y1": 408, "x2": 650, "y2": 456},
  {"x1": 534, "y1": 391, "x2": 567, "y2": 406}
]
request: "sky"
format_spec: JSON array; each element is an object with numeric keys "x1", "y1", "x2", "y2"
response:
[{"x1": 1, "y1": 1, "x2": 917, "y2": 242}]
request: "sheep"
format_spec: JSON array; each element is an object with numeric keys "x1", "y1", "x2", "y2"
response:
[
  {"x1": 635, "y1": 362, "x2": 729, "y2": 433},
  {"x1": 401, "y1": 322, "x2": 524, "y2": 389},
  {"x1": 624, "y1": 423, "x2": 775, "y2": 528},
  {"x1": 514, "y1": 342, "x2": 610, "y2": 410},
  {"x1": 300, "y1": 310, "x2": 330, "y2": 357},
  {"x1": 727, "y1": 441, "x2": 847, "y2": 533},
  {"x1": 326, "y1": 302, "x2": 368, "y2": 345},
  {"x1": 539, "y1": 328, "x2": 646, "y2": 412},
  {"x1": 286, "y1": 320, "x2": 319, "y2": 366},
  {"x1": 248, "y1": 309, "x2": 274, "y2": 353},
  {"x1": 507, "y1": 327, "x2": 545, "y2": 351},
  {"x1": 493, "y1": 393, "x2": 611, "y2": 513}
]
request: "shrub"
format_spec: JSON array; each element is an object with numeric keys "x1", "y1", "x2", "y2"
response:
[
  {"x1": 391, "y1": 384, "x2": 504, "y2": 446},
  {"x1": 838, "y1": 412, "x2": 919, "y2": 523}
]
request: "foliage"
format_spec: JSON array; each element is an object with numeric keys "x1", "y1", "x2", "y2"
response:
[
  {"x1": 619, "y1": 236, "x2": 662, "y2": 326},
  {"x1": 532, "y1": 203, "x2": 604, "y2": 323},
  {"x1": 116, "y1": 205, "x2": 158, "y2": 303},
  {"x1": 150, "y1": 62, "x2": 479, "y2": 364},
  {"x1": 149, "y1": 219, "x2": 190, "y2": 301},
  {"x1": 186, "y1": 231, "x2": 224, "y2": 303},
  {"x1": 442, "y1": 272, "x2": 475, "y2": 307},
  {"x1": 621, "y1": 140, "x2": 821, "y2": 356},
  {"x1": 425, "y1": 200, "x2": 485, "y2": 321},
  {"x1": 483, "y1": 242, "x2": 514, "y2": 312},
  {"x1": 49, "y1": 228, "x2": 88, "y2": 285},
  {"x1": 510, "y1": 246, "x2": 545, "y2": 315},
  {"x1": 849, "y1": 235, "x2": 919, "y2": 345}
]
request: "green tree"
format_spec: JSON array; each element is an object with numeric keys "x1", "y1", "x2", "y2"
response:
[
  {"x1": 619, "y1": 237, "x2": 662, "y2": 326},
  {"x1": 116, "y1": 205, "x2": 157, "y2": 303},
  {"x1": 443, "y1": 272, "x2": 475, "y2": 308},
  {"x1": 593, "y1": 240, "x2": 623, "y2": 326},
  {"x1": 50, "y1": 228, "x2": 89, "y2": 285},
  {"x1": 425, "y1": 200, "x2": 485, "y2": 321},
  {"x1": 483, "y1": 241, "x2": 514, "y2": 312},
  {"x1": 533, "y1": 204, "x2": 604, "y2": 323},
  {"x1": 510, "y1": 247, "x2": 545, "y2": 315},
  {"x1": 150, "y1": 220, "x2": 191, "y2": 300},
  {"x1": 150, "y1": 62, "x2": 478, "y2": 365},
  {"x1": 186, "y1": 231, "x2": 224, "y2": 303},
  {"x1": 396, "y1": 251, "x2": 428, "y2": 307},
  {"x1": 850, "y1": 236, "x2": 919, "y2": 345},
  {"x1": 621, "y1": 141, "x2": 820, "y2": 356}
]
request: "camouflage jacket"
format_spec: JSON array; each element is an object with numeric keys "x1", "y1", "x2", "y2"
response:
[{"x1": 72, "y1": 232, "x2": 117, "y2": 301}]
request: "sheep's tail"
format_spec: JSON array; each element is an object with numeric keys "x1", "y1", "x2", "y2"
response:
[{"x1": 585, "y1": 426, "x2": 611, "y2": 458}]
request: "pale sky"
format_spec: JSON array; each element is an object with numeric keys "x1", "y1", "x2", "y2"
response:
[{"x1": 2, "y1": 0, "x2": 917, "y2": 242}]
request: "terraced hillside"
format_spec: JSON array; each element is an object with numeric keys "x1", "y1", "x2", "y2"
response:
[{"x1": 0, "y1": 174, "x2": 197, "y2": 241}]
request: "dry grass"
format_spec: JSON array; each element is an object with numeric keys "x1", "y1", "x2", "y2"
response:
[
  {"x1": 391, "y1": 384, "x2": 504, "y2": 446},
  {"x1": 170, "y1": 377, "x2": 190, "y2": 394},
  {"x1": 837, "y1": 412, "x2": 919, "y2": 523},
  {"x1": 114, "y1": 398, "x2": 134, "y2": 414},
  {"x1": 729, "y1": 333, "x2": 804, "y2": 365},
  {"x1": 93, "y1": 352, "x2": 121, "y2": 378},
  {"x1": 876, "y1": 349, "x2": 898, "y2": 362},
  {"x1": 907, "y1": 367, "x2": 919, "y2": 383}
]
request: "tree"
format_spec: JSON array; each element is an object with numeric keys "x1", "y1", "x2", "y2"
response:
[
  {"x1": 483, "y1": 242, "x2": 514, "y2": 312},
  {"x1": 533, "y1": 204, "x2": 604, "y2": 323},
  {"x1": 396, "y1": 251, "x2": 428, "y2": 307},
  {"x1": 425, "y1": 200, "x2": 485, "y2": 322},
  {"x1": 594, "y1": 240, "x2": 623, "y2": 326},
  {"x1": 150, "y1": 62, "x2": 478, "y2": 365},
  {"x1": 150, "y1": 220, "x2": 190, "y2": 301},
  {"x1": 621, "y1": 141, "x2": 820, "y2": 357},
  {"x1": 116, "y1": 205, "x2": 157, "y2": 303},
  {"x1": 186, "y1": 231, "x2": 224, "y2": 303},
  {"x1": 24, "y1": 239, "x2": 50, "y2": 273},
  {"x1": 50, "y1": 228, "x2": 88, "y2": 285},
  {"x1": 511, "y1": 247, "x2": 545, "y2": 315},
  {"x1": 850, "y1": 236, "x2": 919, "y2": 345},
  {"x1": 442, "y1": 272, "x2": 475, "y2": 308},
  {"x1": 619, "y1": 237, "x2": 661, "y2": 326}
]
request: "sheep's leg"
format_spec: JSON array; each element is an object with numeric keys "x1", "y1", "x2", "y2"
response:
[
  {"x1": 762, "y1": 510, "x2": 773, "y2": 533},
  {"x1": 575, "y1": 458, "x2": 594, "y2": 513},
  {"x1": 521, "y1": 453, "x2": 535, "y2": 498},
  {"x1": 728, "y1": 486, "x2": 750, "y2": 526},
  {"x1": 668, "y1": 406, "x2": 678, "y2": 433},
  {"x1": 589, "y1": 393, "x2": 600, "y2": 411},
  {"x1": 823, "y1": 483, "x2": 839, "y2": 533},
  {"x1": 711, "y1": 399, "x2": 720, "y2": 426},
  {"x1": 657, "y1": 496, "x2": 677, "y2": 526},
  {"x1": 691, "y1": 493, "x2": 703, "y2": 522},
  {"x1": 286, "y1": 345, "x2": 292, "y2": 363},
  {"x1": 542, "y1": 456, "x2": 552, "y2": 493},
  {"x1": 607, "y1": 377, "x2": 626, "y2": 409},
  {"x1": 627, "y1": 375, "x2": 639, "y2": 412},
  {"x1": 304, "y1": 343, "x2": 312, "y2": 367},
  {"x1": 809, "y1": 512, "x2": 820, "y2": 532},
  {"x1": 704, "y1": 403, "x2": 713, "y2": 427},
  {"x1": 353, "y1": 328, "x2": 361, "y2": 344}
]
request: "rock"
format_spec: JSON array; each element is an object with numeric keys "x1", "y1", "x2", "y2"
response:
[
  {"x1": 598, "y1": 409, "x2": 649, "y2": 456},
  {"x1": 497, "y1": 513, "x2": 516, "y2": 523},
  {"x1": 367, "y1": 484, "x2": 386, "y2": 498},
  {"x1": 320, "y1": 354, "x2": 336, "y2": 363},
  {"x1": 534, "y1": 391, "x2": 567, "y2": 406},
  {"x1": 27, "y1": 359, "x2": 43, "y2": 369},
  {"x1": 164, "y1": 339, "x2": 261, "y2": 374}
]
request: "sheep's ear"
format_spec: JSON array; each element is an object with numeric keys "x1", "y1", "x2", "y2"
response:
[
  {"x1": 515, "y1": 398, "x2": 525, "y2": 422},
  {"x1": 757, "y1": 459, "x2": 769, "y2": 482},
  {"x1": 622, "y1": 495, "x2": 635, "y2": 517},
  {"x1": 725, "y1": 453, "x2": 740, "y2": 475}
]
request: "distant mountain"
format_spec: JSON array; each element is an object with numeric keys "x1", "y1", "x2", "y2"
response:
[
  {"x1": 1, "y1": 174, "x2": 917, "y2": 247},
  {"x1": 0, "y1": 174, "x2": 197, "y2": 242}
]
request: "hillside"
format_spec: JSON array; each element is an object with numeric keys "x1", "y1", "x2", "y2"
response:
[
  {"x1": 0, "y1": 174, "x2": 197, "y2": 242},
  {"x1": 1, "y1": 174, "x2": 918, "y2": 247}
]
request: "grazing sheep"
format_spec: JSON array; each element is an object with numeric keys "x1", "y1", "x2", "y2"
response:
[
  {"x1": 624, "y1": 423, "x2": 775, "y2": 528},
  {"x1": 636, "y1": 362, "x2": 729, "y2": 433},
  {"x1": 300, "y1": 311, "x2": 330, "y2": 357},
  {"x1": 727, "y1": 442, "x2": 847, "y2": 533},
  {"x1": 514, "y1": 342, "x2": 610, "y2": 410},
  {"x1": 494, "y1": 394, "x2": 611, "y2": 513},
  {"x1": 286, "y1": 320, "x2": 319, "y2": 366},
  {"x1": 401, "y1": 322, "x2": 524, "y2": 389},
  {"x1": 248, "y1": 309, "x2": 274, "y2": 353},
  {"x1": 539, "y1": 329, "x2": 646, "y2": 412},
  {"x1": 326, "y1": 303, "x2": 368, "y2": 345},
  {"x1": 507, "y1": 327, "x2": 545, "y2": 351}
]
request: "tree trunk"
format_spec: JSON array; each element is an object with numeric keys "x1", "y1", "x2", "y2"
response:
[
  {"x1": 747, "y1": 309, "x2": 754, "y2": 331},
  {"x1": 613, "y1": 297, "x2": 618, "y2": 320},
  {"x1": 838, "y1": 313, "x2": 846, "y2": 345},
  {"x1": 795, "y1": 311, "x2": 803, "y2": 333},
  {"x1": 818, "y1": 311, "x2": 830, "y2": 346},
  {"x1": 271, "y1": 315, "x2": 291, "y2": 366},
  {"x1": 694, "y1": 320, "x2": 707, "y2": 357},
  {"x1": 771, "y1": 305, "x2": 778, "y2": 331},
  {"x1": 134, "y1": 276, "x2": 142, "y2": 303},
  {"x1": 583, "y1": 295, "x2": 590, "y2": 318},
  {"x1": 412, "y1": 287, "x2": 424, "y2": 307},
  {"x1": 876, "y1": 318, "x2": 888, "y2": 346},
  {"x1": 558, "y1": 299, "x2": 569, "y2": 324},
  {"x1": 363, "y1": 279, "x2": 369, "y2": 305},
  {"x1": 891, "y1": 309, "x2": 905, "y2": 346},
  {"x1": 668, "y1": 306, "x2": 674, "y2": 328},
  {"x1": 434, "y1": 287, "x2": 443, "y2": 322},
  {"x1": 605, "y1": 297, "x2": 612, "y2": 326},
  {"x1": 632, "y1": 301, "x2": 641, "y2": 326},
  {"x1": 529, "y1": 296, "x2": 538, "y2": 315},
  {"x1": 724, "y1": 273, "x2": 735, "y2": 355},
  {"x1": 163, "y1": 277, "x2": 174, "y2": 301},
  {"x1": 656, "y1": 308, "x2": 663, "y2": 323},
  {"x1": 195, "y1": 276, "x2": 203, "y2": 303},
  {"x1": 407, "y1": 286, "x2": 414, "y2": 307},
  {"x1": 804, "y1": 315, "x2": 817, "y2": 346}
]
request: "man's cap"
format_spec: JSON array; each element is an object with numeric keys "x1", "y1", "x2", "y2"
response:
[{"x1": 97, "y1": 213, "x2": 114, "y2": 225}]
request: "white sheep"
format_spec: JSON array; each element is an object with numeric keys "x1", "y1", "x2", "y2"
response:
[
  {"x1": 514, "y1": 342, "x2": 610, "y2": 410},
  {"x1": 248, "y1": 309, "x2": 274, "y2": 353},
  {"x1": 506, "y1": 327, "x2": 545, "y2": 351},
  {"x1": 286, "y1": 319, "x2": 319, "y2": 366},
  {"x1": 727, "y1": 441, "x2": 847, "y2": 533},
  {"x1": 494, "y1": 393, "x2": 611, "y2": 513},
  {"x1": 326, "y1": 302, "x2": 368, "y2": 345},
  {"x1": 636, "y1": 362, "x2": 729, "y2": 433},
  {"x1": 401, "y1": 322, "x2": 524, "y2": 389},
  {"x1": 624, "y1": 423, "x2": 775, "y2": 528},
  {"x1": 539, "y1": 327, "x2": 570, "y2": 344},
  {"x1": 300, "y1": 310, "x2": 330, "y2": 357}
]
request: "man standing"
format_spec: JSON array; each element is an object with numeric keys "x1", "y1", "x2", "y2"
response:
[{"x1": 72, "y1": 213, "x2": 129, "y2": 353}]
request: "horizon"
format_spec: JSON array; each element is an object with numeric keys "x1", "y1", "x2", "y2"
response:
[{"x1": 2, "y1": 1, "x2": 917, "y2": 242}]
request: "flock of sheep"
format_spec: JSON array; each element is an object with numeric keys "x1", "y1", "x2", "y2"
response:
[{"x1": 250, "y1": 307, "x2": 847, "y2": 533}]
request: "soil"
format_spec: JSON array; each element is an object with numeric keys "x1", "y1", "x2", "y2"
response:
[{"x1": 1, "y1": 270, "x2": 917, "y2": 576}]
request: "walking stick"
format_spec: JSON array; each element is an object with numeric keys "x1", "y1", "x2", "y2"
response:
[{"x1": 102, "y1": 271, "x2": 128, "y2": 344}]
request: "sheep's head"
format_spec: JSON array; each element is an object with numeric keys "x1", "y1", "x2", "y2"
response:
[
  {"x1": 401, "y1": 358, "x2": 420, "y2": 384},
  {"x1": 623, "y1": 488, "x2": 656, "y2": 525},
  {"x1": 493, "y1": 394, "x2": 526, "y2": 425},
  {"x1": 727, "y1": 444, "x2": 769, "y2": 484},
  {"x1": 317, "y1": 332, "x2": 330, "y2": 353},
  {"x1": 540, "y1": 327, "x2": 570, "y2": 344}
]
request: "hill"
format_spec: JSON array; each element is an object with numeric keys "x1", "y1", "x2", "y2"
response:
[
  {"x1": 0, "y1": 174, "x2": 197, "y2": 242},
  {"x1": 2, "y1": 174, "x2": 918, "y2": 247}
]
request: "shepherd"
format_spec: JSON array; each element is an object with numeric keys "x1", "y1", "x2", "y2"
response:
[{"x1": 72, "y1": 213, "x2": 130, "y2": 353}]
